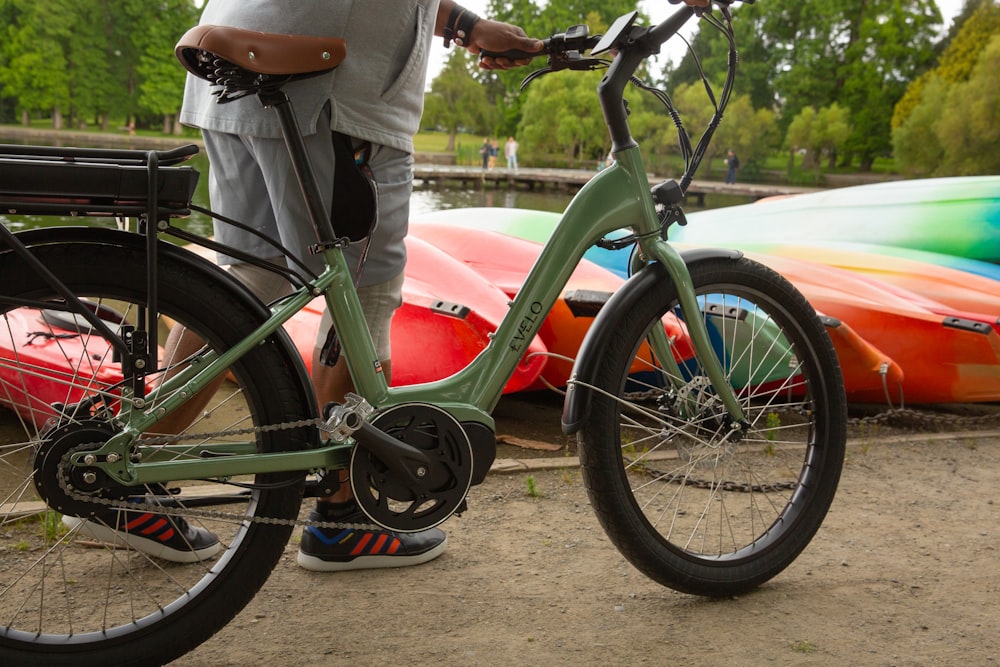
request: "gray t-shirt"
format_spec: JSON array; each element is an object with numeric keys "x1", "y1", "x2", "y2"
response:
[{"x1": 179, "y1": 0, "x2": 439, "y2": 154}]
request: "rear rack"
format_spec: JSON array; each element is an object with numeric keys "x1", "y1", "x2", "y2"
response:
[{"x1": 0, "y1": 143, "x2": 200, "y2": 218}]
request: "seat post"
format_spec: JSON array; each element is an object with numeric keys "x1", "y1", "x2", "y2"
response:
[{"x1": 258, "y1": 89, "x2": 339, "y2": 247}]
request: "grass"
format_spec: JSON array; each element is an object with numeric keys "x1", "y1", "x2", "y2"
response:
[{"x1": 790, "y1": 639, "x2": 819, "y2": 654}]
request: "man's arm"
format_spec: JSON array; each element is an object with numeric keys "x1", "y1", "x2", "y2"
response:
[{"x1": 435, "y1": 1, "x2": 542, "y2": 70}]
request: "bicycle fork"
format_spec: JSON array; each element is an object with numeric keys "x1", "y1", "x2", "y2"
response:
[{"x1": 637, "y1": 236, "x2": 749, "y2": 433}]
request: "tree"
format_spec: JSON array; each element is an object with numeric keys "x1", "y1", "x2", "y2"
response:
[
  {"x1": 136, "y1": 0, "x2": 200, "y2": 134},
  {"x1": 898, "y1": 33, "x2": 1000, "y2": 176},
  {"x1": 422, "y1": 49, "x2": 498, "y2": 149},
  {"x1": 892, "y1": 1, "x2": 1000, "y2": 175},
  {"x1": 668, "y1": 3, "x2": 777, "y2": 111},
  {"x1": 785, "y1": 104, "x2": 851, "y2": 181},
  {"x1": 515, "y1": 68, "x2": 608, "y2": 165},
  {"x1": 891, "y1": 75, "x2": 949, "y2": 176},
  {"x1": 0, "y1": 0, "x2": 73, "y2": 127},
  {"x1": 935, "y1": 34, "x2": 1000, "y2": 174},
  {"x1": 893, "y1": 0, "x2": 1000, "y2": 130}
]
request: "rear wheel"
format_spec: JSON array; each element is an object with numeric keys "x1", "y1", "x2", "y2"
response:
[
  {"x1": 0, "y1": 239, "x2": 315, "y2": 664},
  {"x1": 580, "y1": 257, "x2": 847, "y2": 596}
]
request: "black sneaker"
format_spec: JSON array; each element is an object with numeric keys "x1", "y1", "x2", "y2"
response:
[
  {"x1": 297, "y1": 503, "x2": 446, "y2": 572},
  {"x1": 62, "y1": 501, "x2": 222, "y2": 563}
]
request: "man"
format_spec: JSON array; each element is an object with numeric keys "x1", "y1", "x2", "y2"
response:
[
  {"x1": 68, "y1": 1, "x2": 540, "y2": 571},
  {"x1": 184, "y1": 1, "x2": 541, "y2": 572},
  {"x1": 725, "y1": 149, "x2": 739, "y2": 184},
  {"x1": 505, "y1": 136, "x2": 519, "y2": 170}
]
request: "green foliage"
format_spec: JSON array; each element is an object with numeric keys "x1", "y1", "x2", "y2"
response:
[
  {"x1": 422, "y1": 49, "x2": 499, "y2": 148},
  {"x1": 785, "y1": 103, "x2": 851, "y2": 180},
  {"x1": 893, "y1": 1, "x2": 1000, "y2": 177},
  {"x1": 893, "y1": 0, "x2": 1000, "y2": 129},
  {"x1": 891, "y1": 76, "x2": 948, "y2": 176},
  {"x1": 515, "y1": 68, "x2": 606, "y2": 164},
  {"x1": 672, "y1": 0, "x2": 941, "y2": 170},
  {"x1": 669, "y1": 3, "x2": 775, "y2": 110},
  {"x1": 0, "y1": 0, "x2": 199, "y2": 130},
  {"x1": 935, "y1": 36, "x2": 1000, "y2": 175},
  {"x1": 137, "y1": 0, "x2": 201, "y2": 132}
]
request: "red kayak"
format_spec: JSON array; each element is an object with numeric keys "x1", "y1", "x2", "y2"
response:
[
  {"x1": 282, "y1": 235, "x2": 548, "y2": 392},
  {"x1": 411, "y1": 221, "x2": 636, "y2": 389},
  {"x1": 0, "y1": 238, "x2": 548, "y2": 430},
  {"x1": 0, "y1": 306, "x2": 149, "y2": 428}
]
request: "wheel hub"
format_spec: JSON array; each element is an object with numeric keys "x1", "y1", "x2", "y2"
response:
[{"x1": 32, "y1": 419, "x2": 121, "y2": 517}]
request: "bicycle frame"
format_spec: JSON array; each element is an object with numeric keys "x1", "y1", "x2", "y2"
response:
[{"x1": 64, "y1": 6, "x2": 746, "y2": 487}]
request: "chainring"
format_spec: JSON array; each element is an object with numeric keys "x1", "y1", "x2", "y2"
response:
[{"x1": 350, "y1": 402, "x2": 473, "y2": 533}]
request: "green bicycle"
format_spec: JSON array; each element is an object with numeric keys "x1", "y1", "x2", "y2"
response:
[{"x1": 0, "y1": 4, "x2": 846, "y2": 664}]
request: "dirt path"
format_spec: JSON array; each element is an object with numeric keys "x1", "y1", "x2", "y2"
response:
[{"x1": 170, "y1": 398, "x2": 1000, "y2": 666}]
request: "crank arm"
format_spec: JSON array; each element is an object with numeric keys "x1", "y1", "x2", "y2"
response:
[{"x1": 353, "y1": 421, "x2": 434, "y2": 490}]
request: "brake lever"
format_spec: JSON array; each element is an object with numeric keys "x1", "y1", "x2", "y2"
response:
[{"x1": 518, "y1": 53, "x2": 608, "y2": 91}]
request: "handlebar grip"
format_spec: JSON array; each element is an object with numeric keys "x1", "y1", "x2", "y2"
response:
[{"x1": 478, "y1": 48, "x2": 545, "y2": 61}]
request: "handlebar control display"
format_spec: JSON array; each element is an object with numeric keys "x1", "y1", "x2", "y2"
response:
[{"x1": 591, "y1": 11, "x2": 638, "y2": 56}]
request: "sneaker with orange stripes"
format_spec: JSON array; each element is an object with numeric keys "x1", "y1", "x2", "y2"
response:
[
  {"x1": 62, "y1": 501, "x2": 221, "y2": 563},
  {"x1": 296, "y1": 502, "x2": 446, "y2": 572}
]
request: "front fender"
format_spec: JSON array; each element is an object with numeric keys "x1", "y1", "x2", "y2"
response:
[{"x1": 560, "y1": 247, "x2": 742, "y2": 435}]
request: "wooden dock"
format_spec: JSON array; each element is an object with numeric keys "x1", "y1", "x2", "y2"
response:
[{"x1": 412, "y1": 164, "x2": 822, "y2": 203}]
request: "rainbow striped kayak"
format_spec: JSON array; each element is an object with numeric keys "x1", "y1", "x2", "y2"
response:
[
  {"x1": 674, "y1": 176, "x2": 1000, "y2": 263},
  {"x1": 413, "y1": 207, "x2": 1000, "y2": 404}
]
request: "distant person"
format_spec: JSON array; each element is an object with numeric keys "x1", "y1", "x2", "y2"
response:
[
  {"x1": 505, "y1": 136, "x2": 519, "y2": 170},
  {"x1": 488, "y1": 139, "x2": 499, "y2": 169},
  {"x1": 725, "y1": 149, "x2": 739, "y2": 184},
  {"x1": 480, "y1": 138, "x2": 491, "y2": 170}
]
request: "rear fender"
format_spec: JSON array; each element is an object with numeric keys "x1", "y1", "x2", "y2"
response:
[{"x1": 8, "y1": 227, "x2": 320, "y2": 440}]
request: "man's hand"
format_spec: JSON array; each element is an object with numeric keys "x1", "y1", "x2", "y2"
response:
[{"x1": 465, "y1": 20, "x2": 543, "y2": 70}]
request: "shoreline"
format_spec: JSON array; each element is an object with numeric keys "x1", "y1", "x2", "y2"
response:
[{"x1": 0, "y1": 124, "x2": 204, "y2": 150}]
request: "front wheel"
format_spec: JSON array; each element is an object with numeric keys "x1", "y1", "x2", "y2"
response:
[
  {"x1": 0, "y1": 237, "x2": 315, "y2": 665},
  {"x1": 579, "y1": 257, "x2": 847, "y2": 596}
]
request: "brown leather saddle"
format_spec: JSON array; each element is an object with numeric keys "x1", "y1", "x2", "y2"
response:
[{"x1": 175, "y1": 25, "x2": 375, "y2": 243}]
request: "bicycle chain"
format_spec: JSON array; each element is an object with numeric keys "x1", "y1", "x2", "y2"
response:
[
  {"x1": 53, "y1": 402, "x2": 1000, "y2": 525},
  {"x1": 849, "y1": 407, "x2": 1000, "y2": 430},
  {"x1": 56, "y1": 417, "x2": 382, "y2": 531},
  {"x1": 628, "y1": 457, "x2": 798, "y2": 493}
]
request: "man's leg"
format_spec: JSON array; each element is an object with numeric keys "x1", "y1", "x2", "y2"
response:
[{"x1": 297, "y1": 273, "x2": 447, "y2": 572}]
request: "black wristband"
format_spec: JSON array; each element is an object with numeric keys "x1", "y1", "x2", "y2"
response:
[{"x1": 442, "y1": 6, "x2": 480, "y2": 48}]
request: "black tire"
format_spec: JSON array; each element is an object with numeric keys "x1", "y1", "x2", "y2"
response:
[
  {"x1": 579, "y1": 257, "x2": 847, "y2": 596},
  {"x1": 0, "y1": 238, "x2": 315, "y2": 665}
]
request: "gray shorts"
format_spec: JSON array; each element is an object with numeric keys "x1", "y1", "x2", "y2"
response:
[
  {"x1": 202, "y1": 106, "x2": 412, "y2": 362},
  {"x1": 201, "y1": 108, "x2": 412, "y2": 288}
]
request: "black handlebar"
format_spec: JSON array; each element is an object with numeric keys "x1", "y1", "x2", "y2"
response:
[
  {"x1": 480, "y1": 1, "x2": 748, "y2": 199},
  {"x1": 479, "y1": 0, "x2": 751, "y2": 62}
]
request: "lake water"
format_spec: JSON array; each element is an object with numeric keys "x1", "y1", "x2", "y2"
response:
[{"x1": 1, "y1": 138, "x2": 752, "y2": 235}]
